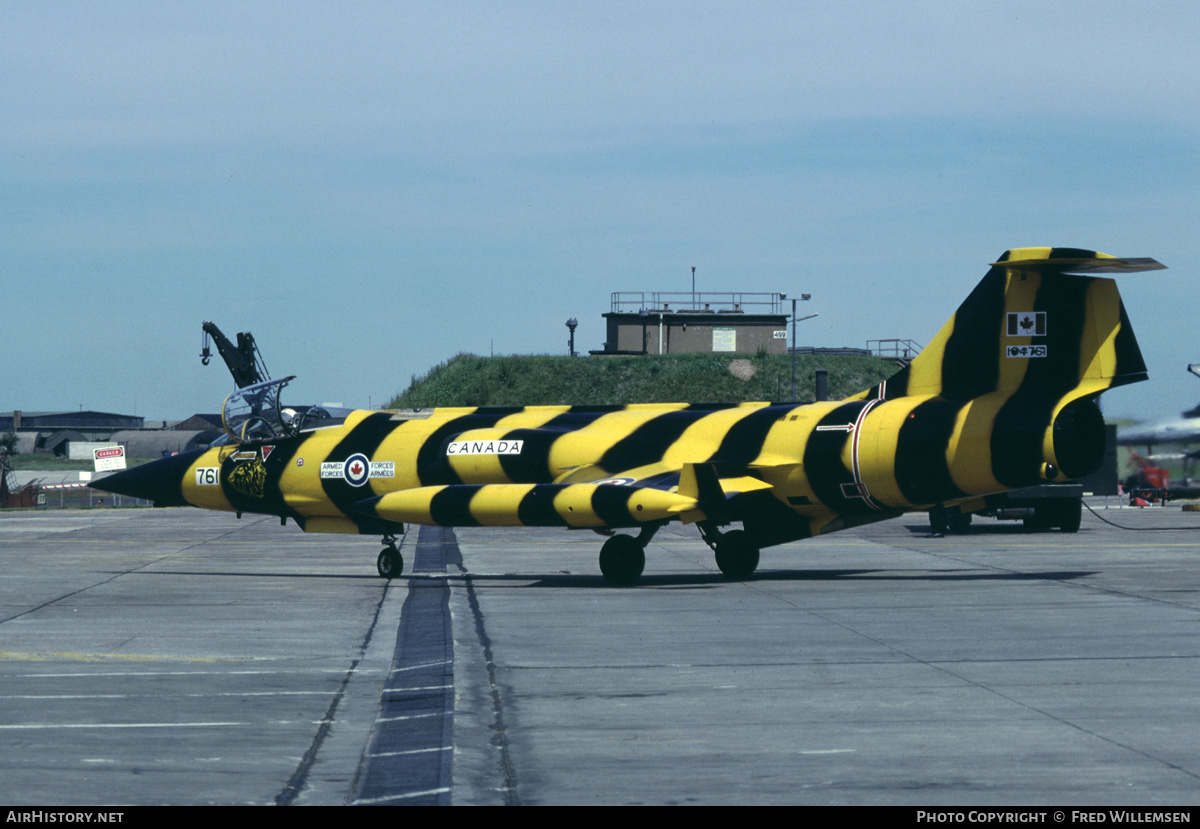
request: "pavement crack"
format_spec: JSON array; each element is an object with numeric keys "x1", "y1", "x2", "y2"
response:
[{"x1": 463, "y1": 570, "x2": 520, "y2": 806}]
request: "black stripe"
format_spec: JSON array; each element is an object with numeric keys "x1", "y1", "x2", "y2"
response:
[
  {"x1": 893, "y1": 397, "x2": 968, "y2": 505},
  {"x1": 1112, "y1": 297, "x2": 1148, "y2": 388},
  {"x1": 416, "y1": 409, "x2": 523, "y2": 486},
  {"x1": 598, "y1": 406, "x2": 716, "y2": 474},
  {"x1": 253, "y1": 438, "x2": 307, "y2": 522},
  {"x1": 989, "y1": 394, "x2": 1056, "y2": 488},
  {"x1": 941, "y1": 267, "x2": 1006, "y2": 399},
  {"x1": 496, "y1": 428, "x2": 561, "y2": 483},
  {"x1": 315, "y1": 413, "x2": 405, "y2": 518},
  {"x1": 537, "y1": 406, "x2": 624, "y2": 432},
  {"x1": 429, "y1": 485, "x2": 482, "y2": 527},
  {"x1": 220, "y1": 437, "x2": 305, "y2": 518},
  {"x1": 1022, "y1": 273, "x2": 1088, "y2": 394},
  {"x1": 591, "y1": 485, "x2": 638, "y2": 527},
  {"x1": 990, "y1": 274, "x2": 1090, "y2": 487},
  {"x1": 1048, "y1": 247, "x2": 1098, "y2": 260},
  {"x1": 93, "y1": 448, "x2": 200, "y2": 507},
  {"x1": 708, "y1": 405, "x2": 790, "y2": 464},
  {"x1": 332, "y1": 411, "x2": 401, "y2": 457},
  {"x1": 802, "y1": 402, "x2": 873, "y2": 517},
  {"x1": 516, "y1": 485, "x2": 570, "y2": 527}
]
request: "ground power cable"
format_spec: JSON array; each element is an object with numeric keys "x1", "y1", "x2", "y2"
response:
[{"x1": 1083, "y1": 500, "x2": 1199, "y2": 531}]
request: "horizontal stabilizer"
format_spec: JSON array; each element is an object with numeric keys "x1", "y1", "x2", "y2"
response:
[{"x1": 991, "y1": 248, "x2": 1165, "y2": 274}]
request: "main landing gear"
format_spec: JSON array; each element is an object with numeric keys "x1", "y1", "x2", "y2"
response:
[
  {"x1": 376, "y1": 533, "x2": 404, "y2": 579},
  {"x1": 598, "y1": 529, "x2": 650, "y2": 586},
  {"x1": 700, "y1": 522, "x2": 760, "y2": 580},
  {"x1": 597, "y1": 523, "x2": 762, "y2": 586}
]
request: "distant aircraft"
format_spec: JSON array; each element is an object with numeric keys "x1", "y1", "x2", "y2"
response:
[
  {"x1": 1117, "y1": 416, "x2": 1200, "y2": 449},
  {"x1": 93, "y1": 247, "x2": 1163, "y2": 585},
  {"x1": 1117, "y1": 363, "x2": 1200, "y2": 450}
]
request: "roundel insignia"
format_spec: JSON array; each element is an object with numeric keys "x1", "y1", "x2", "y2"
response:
[{"x1": 344, "y1": 453, "x2": 370, "y2": 487}]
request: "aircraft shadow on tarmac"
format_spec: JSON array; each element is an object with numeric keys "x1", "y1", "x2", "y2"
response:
[
  {"x1": 479, "y1": 568, "x2": 1100, "y2": 589},
  {"x1": 116, "y1": 567, "x2": 1097, "y2": 588},
  {"x1": 901, "y1": 522, "x2": 1082, "y2": 536}
]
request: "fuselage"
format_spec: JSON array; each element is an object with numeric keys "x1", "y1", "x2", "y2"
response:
[{"x1": 119, "y1": 389, "x2": 1087, "y2": 548}]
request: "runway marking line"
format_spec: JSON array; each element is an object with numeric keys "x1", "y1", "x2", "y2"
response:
[
  {"x1": 369, "y1": 747, "x2": 453, "y2": 759},
  {"x1": 376, "y1": 712, "x2": 446, "y2": 724},
  {"x1": 0, "y1": 721, "x2": 247, "y2": 730},
  {"x1": 354, "y1": 787, "x2": 451, "y2": 805},
  {"x1": 0, "y1": 650, "x2": 224, "y2": 663}
]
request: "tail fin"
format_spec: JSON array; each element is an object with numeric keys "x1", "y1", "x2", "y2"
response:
[
  {"x1": 854, "y1": 248, "x2": 1163, "y2": 490},
  {"x1": 862, "y1": 247, "x2": 1161, "y2": 403}
]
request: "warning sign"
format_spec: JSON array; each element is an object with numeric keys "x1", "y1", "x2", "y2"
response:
[{"x1": 93, "y1": 445, "x2": 127, "y2": 472}]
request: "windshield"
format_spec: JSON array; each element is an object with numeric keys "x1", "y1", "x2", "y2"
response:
[
  {"x1": 222, "y1": 377, "x2": 298, "y2": 444},
  {"x1": 220, "y1": 377, "x2": 353, "y2": 445}
]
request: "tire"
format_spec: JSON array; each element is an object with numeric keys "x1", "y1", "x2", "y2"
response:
[
  {"x1": 948, "y1": 511, "x2": 972, "y2": 534},
  {"x1": 1058, "y1": 498, "x2": 1082, "y2": 533},
  {"x1": 714, "y1": 529, "x2": 760, "y2": 580},
  {"x1": 599, "y1": 535, "x2": 645, "y2": 586},
  {"x1": 377, "y1": 546, "x2": 404, "y2": 579}
]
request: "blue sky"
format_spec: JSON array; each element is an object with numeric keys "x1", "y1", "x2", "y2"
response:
[{"x1": 3, "y1": 1, "x2": 1197, "y2": 421}]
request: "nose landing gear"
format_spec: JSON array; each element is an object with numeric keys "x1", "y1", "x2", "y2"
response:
[{"x1": 376, "y1": 533, "x2": 404, "y2": 579}]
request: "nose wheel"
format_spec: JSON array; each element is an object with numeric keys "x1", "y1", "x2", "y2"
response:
[{"x1": 376, "y1": 534, "x2": 404, "y2": 579}]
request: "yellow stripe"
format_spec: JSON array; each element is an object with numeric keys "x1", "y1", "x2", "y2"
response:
[
  {"x1": 1081, "y1": 278, "x2": 1121, "y2": 382},
  {"x1": 468, "y1": 484, "x2": 535, "y2": 526},
  {"x1": 552, "y1": 485, "x2": 607, "y2": 528},
  {"x1": 493, "y1": 406, "x2": 572, "y2": 429},
  {"x1": 548, "y1": 404, "x2": 689, "y2": 473},
  {"x1": 279, "y1": 426, "x2": 353, "y2": 516},
  {"x1": 856, "y1": 396, "x2": 924, "y2": 507},
  {"x1": 946, "y1": 393, "x2": 1006, "y2": 494},
  {"x1": 661, "y1": 404, "x2": 769, "y2": 464},
  {"x1": 181, "y1": 447, "x2": 234, "y2": 512}
]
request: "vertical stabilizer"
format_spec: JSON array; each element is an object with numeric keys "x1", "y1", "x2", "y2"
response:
[
  {"x1": 861, "y1": 248, "x2": 1160, "y2": 404},
  {"x1": 851, "y1": 248, "x2": 1163, "y2": 492}
]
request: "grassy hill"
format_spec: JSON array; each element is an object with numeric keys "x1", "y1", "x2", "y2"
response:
[{"x1": 388, "y1": 352, "x2": 899, "y2": 408}]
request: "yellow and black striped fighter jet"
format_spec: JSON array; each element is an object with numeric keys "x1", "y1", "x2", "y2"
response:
[{"x1": 93, "y1": 248, "x2": 1163, "y2": 585}]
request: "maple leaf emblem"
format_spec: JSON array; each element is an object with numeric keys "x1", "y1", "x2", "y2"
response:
[
  {"x1": 350, "y1": 461, "x2": 364, "y2": 476},
  {"x1": 1019, "y1": 315, "x2": 1035, "y2": 332}
]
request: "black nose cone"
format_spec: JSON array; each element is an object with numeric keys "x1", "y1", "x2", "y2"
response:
[{"x1": 90, "y1": 449, "x2": 205, "y2": 506}]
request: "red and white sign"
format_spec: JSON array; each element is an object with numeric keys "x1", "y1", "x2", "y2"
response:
[{"x1": 93, "y1": 445, "x2": 127, "y2": 472}]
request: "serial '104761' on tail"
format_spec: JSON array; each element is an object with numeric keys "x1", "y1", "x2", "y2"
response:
[{"x1": 93, "y1": 247, "x2": 1164, "y2": 585}]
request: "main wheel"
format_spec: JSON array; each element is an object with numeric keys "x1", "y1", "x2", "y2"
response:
[
  {"x1": 928, "y1": 507, "x2": 948, "y2": 535},
  {"x1": 1057, "y1": 498, "x2": 1082, "y2": 533},
  {"x1": 714, "y1": 530, "x2": 760, "y2": 580},
  {"x1": 598, "y1": 535, "x2": 645, "y2": 586},
  {"x1": 377, "y1": 546, "x2": 404, "y2": 579},
  {"x1": 1023, "y1": 506, "x2": 1052, "y2": 530}
]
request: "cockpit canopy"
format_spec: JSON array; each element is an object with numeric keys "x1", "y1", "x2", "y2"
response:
[{"x1": 221, "y1": 377, "x2": 348, "y2": 445}]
